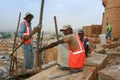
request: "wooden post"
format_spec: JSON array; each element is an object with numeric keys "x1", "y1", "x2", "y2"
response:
[
  {"x1": 9, "y1": 12, "x2": 21, "y2": 73},
  {"x1": 39, "y1": 31, "x2": 44, "y2": 64},
  {"x1": 36, "y1": 0, "x2": 45, "y2": 66},
  {"x1": 54, "y1": 16, "x2": 59, "y2": 41},
  {"x1": 40, "y1": 31, "x2": 44, "y2": 48}
]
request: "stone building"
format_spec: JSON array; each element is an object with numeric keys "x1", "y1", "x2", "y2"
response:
[{"x1": 102, "y1": 0, "x2": 120, "y2": 38}]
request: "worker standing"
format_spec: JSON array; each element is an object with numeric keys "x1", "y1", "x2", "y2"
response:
[
  {"x1": 78, "y1": 29, "x2": 90, "y2": 58},
  {"x1": 106, "y1": 23, "x2": 112, "y2": 39},
  {"x1": 18, "y1": 12, "x2": 34, "y2": 69},
  {"x1": 39, "y1": 24, "x2": 85, "y2": 72}
]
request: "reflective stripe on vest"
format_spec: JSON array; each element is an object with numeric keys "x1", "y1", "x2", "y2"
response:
[
  {"x1": 70, "y1": 50, "x2": 85, "y2": 54},
  {"x1": 22, "y1": 20, "x2": 30, "y2": 44},
  {"x1": 23, "y1": 20, "x2": 30, "y2": 35},
  {"x1": 68, "y1": 34, "x2": 85, "y2": 54}
]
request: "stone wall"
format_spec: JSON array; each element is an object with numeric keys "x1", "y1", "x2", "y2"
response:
[
  {"x1": 102, "y1": 0, "x2": 120, "y2": 38},
  {"x1": 82, "y1": 24, "x2": 102, "y2": 37}
]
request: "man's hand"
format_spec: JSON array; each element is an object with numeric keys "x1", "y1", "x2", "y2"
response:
[
  {"x1": 21, "y1": 36, "x2": 28, "y2": 41},
  {"x1": 33, "y1": 27, "x2": 41, "y2": 33},
  {"x1": 24, "y1": 36, "x2": 29, "y2": 40},
  {"x1": 39, "y1": 46, "x2": 46, "y2": 54}
]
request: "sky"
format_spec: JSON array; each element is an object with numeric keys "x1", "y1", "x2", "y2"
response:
[{"x1": 0, "y1": 0, "x2": 104, "y2": 32}]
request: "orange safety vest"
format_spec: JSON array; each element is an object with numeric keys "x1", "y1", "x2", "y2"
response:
[
  {"x1": 68, "y1": 34, "x2": 85, "y2": 68},
  {"x1": 21, "y1": 20, "x2": 30, "y2": 44}
]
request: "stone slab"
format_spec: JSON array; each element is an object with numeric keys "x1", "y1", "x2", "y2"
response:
[
  {"x1": 27, "y1": 65, "x2": 96, "y2": 80},
  {"x1": 98, "y1": 65, "x2": 120, "y2": 80},
  {"x1": 84, "y1": 52, "x2": 107, "y2": 71}
]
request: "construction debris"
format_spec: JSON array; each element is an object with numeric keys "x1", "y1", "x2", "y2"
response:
[{"x1": 98, "y1": 65, "x2": 120, "y2": 80}]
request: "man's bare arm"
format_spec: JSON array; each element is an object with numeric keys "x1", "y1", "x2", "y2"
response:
[{"x1": 39, "y1": 39, "x2": 65, "y2": 53}]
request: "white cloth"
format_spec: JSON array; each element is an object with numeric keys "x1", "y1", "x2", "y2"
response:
[{"x1": 57, "y1": 44, "x2": 69, "y2": 67}]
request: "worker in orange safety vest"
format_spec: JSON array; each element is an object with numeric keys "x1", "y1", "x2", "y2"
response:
[
  {"x1": 39, "y1": 24, "x2": 85, "y2": 73},
  {"x1": 78, "y1": 29, "x2": 90, "y2": 58},
  {"x1": 18, "y1": 12, "x2": 34, "y2": 69},
  {"x1": 68, "y1": 34, "x2": 85, "y2": 68}
]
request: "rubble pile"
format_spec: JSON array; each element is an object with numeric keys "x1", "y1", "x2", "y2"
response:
[{"x1": 0, "y1": 39, "x2": 24, "y2": 79}]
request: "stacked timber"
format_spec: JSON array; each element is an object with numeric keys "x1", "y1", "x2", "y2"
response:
[
  {"x1": 102, "y1": 0, "x2": 120, "y2": 38},
  {"x1": 82, "y1": 24, "x2": 102, "y2": 37}
]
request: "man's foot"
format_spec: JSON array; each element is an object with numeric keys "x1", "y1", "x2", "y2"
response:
[
  {"x1": 70, "y1": 68, "x2": 83, "y2": 73},
  {"x1": 58, "y1": 66, "x2": 70, "y2": 70}
]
